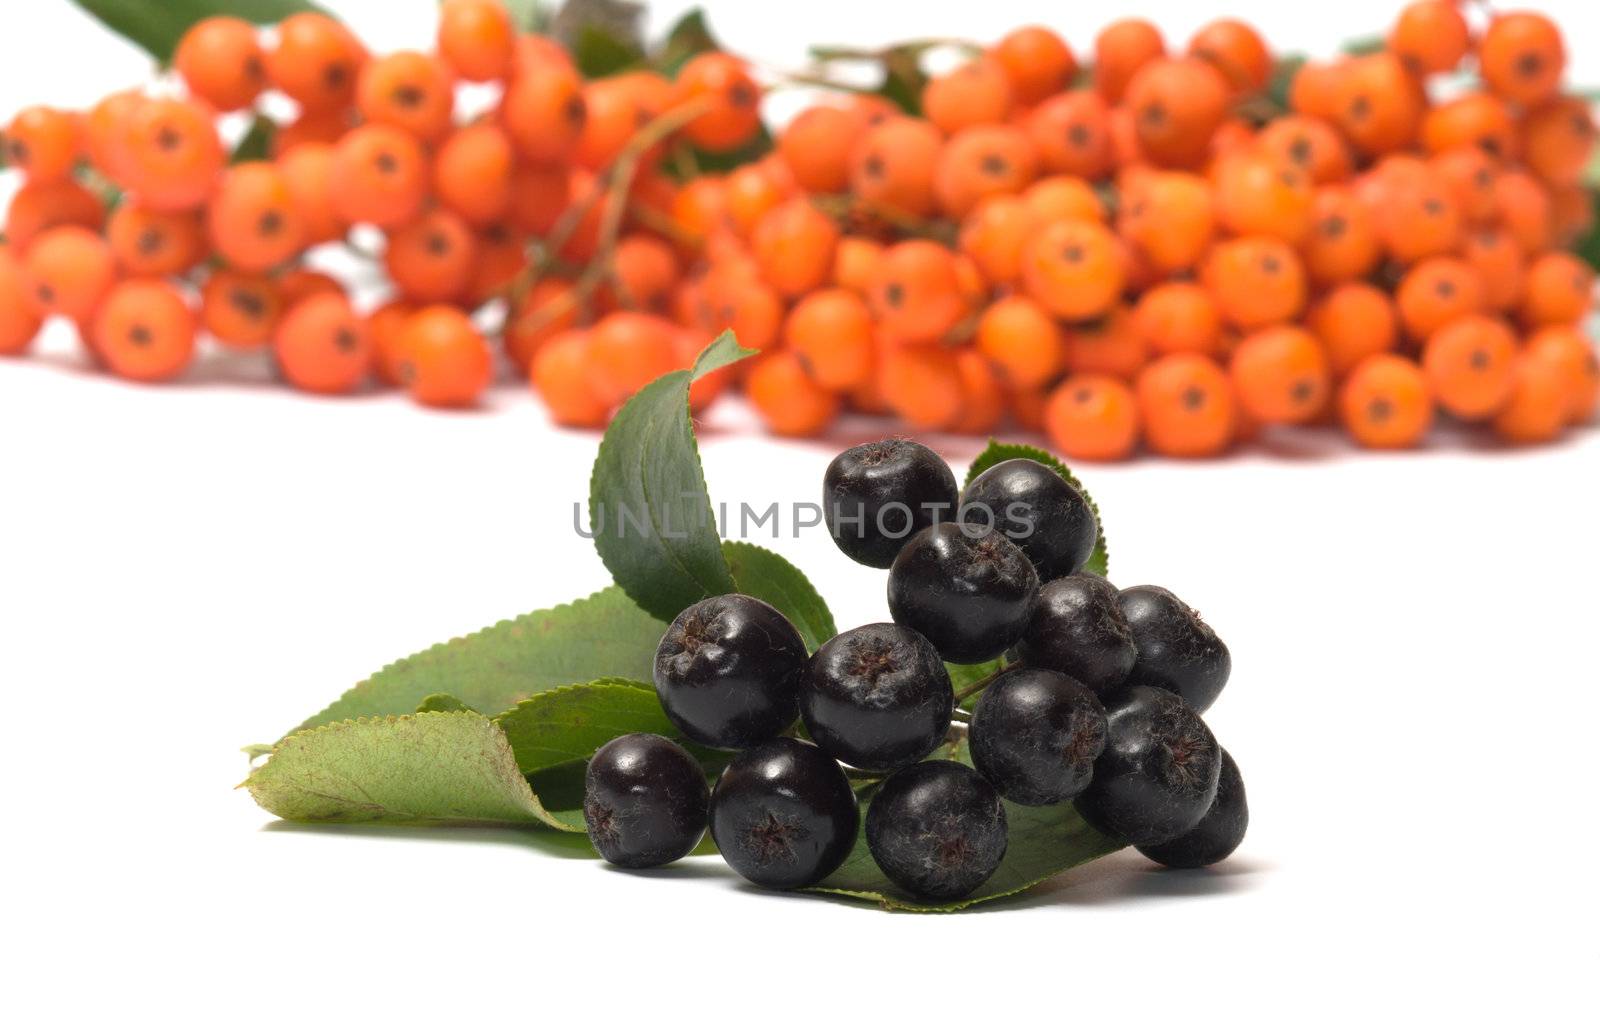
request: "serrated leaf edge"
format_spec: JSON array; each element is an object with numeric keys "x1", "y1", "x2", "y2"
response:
[{"x1": 965, "y1": 438, "x2": 1111, "y2": 577}]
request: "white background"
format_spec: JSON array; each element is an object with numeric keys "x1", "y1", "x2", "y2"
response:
[{"x1": 2, "y1": 2, "x2": 1598, "y2": 1027}]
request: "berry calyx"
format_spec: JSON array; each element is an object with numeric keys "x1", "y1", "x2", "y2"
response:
[
  {"x1": 801, "y1": 623, "x2": 954, "y2": 773},
  {"x1": 866, "y1": 760, "x2": 1009, "y2": 901},
  {"x1": 710, "y1": 737, "x2": 858, "y2": 889}
]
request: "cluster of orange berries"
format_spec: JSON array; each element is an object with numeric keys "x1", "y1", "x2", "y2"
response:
[{"x1": 0, "y1": 3, "x2": 1596, "y2": 456}]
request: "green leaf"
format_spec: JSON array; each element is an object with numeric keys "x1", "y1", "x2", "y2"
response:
[
  {"x1": 573, "y1": 23, "x2": 644, "y2": 77},
  {"x1": 587, "y1": 331, "x2": 754, "y2": 623},
  {"x1": 721, "y1": 541, "x2": 838, "y2": 652},
  {"x1": 245, "y1": 712, "x2": 580, "y2": 830},
  {"x1": 656, "y1": 7, "x2": 717, "y2": 77},
  {"x1": 493, "y1": 678, "x2": 681, "y2": 774},
  {"x1": 416, "y1": 693, "x2": 480, "y2": 714},
  {"x1": 1341, "y1": 35, "x2": 1384, "y2": 57},
  {"x1": 876, "y1": 45, "x2": 929, "y2": 116},
  {"x1": 492, "y1": 0, "x2": 548, "y2": 32},
  {"x1": 964, "y1": 440, "x2": 1109, "y2": 578},
  {"x1": 230, "y1": 115, "x2": 276, "y2": 165},
  {"x1": 810, "y1": 741, "x2": 1124, "y2": 911},
  {"x1": 70, "y1": 0, "x2": 327, "y2": 62},
  {"x1": 688, "y1": 122, "x2": 775, "y2": 169},
  {"x1": 290, "y1": 585, "x2": 667, "y2": 734}
]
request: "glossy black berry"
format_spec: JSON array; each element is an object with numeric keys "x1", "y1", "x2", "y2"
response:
[
  {"x1": 709, "y1": 737, "x2": 858, "y2": 889},
  {"x1": 801, "y1": 623, "x2": 953, "y2": 773},
  {"x1": 1118, "y1": 585, "x2": 1231, "y2": 713},
  {"x1": 583, "y1": 733, "x2": 709, "y2": 868},
  {"x1": 959, "y1": 458, "x2": 1098, "y2": 582},
  {"x1": 1015, "y1": 573, "x2": 1137, "y2": 693},
  {"x1": 887, "y1": 523, "x2": 1040, "y2": 663},
  {"x1": 654, "y1": 593, "x2": 808, "y2": 750},
  {"x1": 1075, "y1": 684, "x2": 1221, "y2": 847},
  {"x1": 1138, "y1": 748, "x2": 1248, "y2": 869},
  {"x1": 823, "y1": 438, "x2": 959, "y2": 568},
  {"x1": 969, "y1": 667, "x2": 1107, "y2": 806},
  {"x1": 866, "y1": 760, "x2": 1008, "y2": 901}
]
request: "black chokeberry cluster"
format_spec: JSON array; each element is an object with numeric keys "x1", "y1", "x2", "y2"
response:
[{"x1": 580, "y1": 439, "x2": 1248, "y2": 903}]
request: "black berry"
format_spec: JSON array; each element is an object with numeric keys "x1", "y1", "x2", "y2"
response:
[
  {"x1": 969, "y1": 667, "x2": 1107, "y2": 806},
  {"x1": 654, "y1": 593, "x2": 808, "y2": 750},
  {"x1": 583, "y1": 733, "x2": 709, "y2": 868},
  {"x1": 823, "y1": 438, "x2": 959, "y2": 568},
  {"x1": 1075, "y1": 684, "x2": 1221, "y2": 847},
  {"x1": 959, "y1": 458, "x2": 1098, "y2": 581},
  {"x1": 887, "y1": 523, "x2": 1040, "y2": 663},
  {"x1": 801, "y1": 623, "x2": 954, "y2": 773},
  {"x1": 709, "y1": 737, "x2": 858, "y2": 889},
  {"x1": 1138, "y1": 748, "x2": 1248, "y2": 869},
  {"x1": 1015, "y1": 573, "x2": 1137, "y2": 693},
  {"x1": 1118, "y1": 585, "x2": 1231, "y2": 713},
  {"x1": 866, "y1": 760, "x2": 1008, "y2": 901}
]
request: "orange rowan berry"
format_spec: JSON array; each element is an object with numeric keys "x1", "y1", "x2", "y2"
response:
[
  {"x1": 1045, "y1": 375, "x2": 1140, "y2": 461},
  {"x1": 274, "y1": 293, "x2": 371, "y2": 395},
  {"x1": 174, "y1": 17, "x2": 265, "y2": 112},
  {"x1": 832, "y1": 235, "x2": 885, "y2": 295},
  {"x1": 92, "y1": 279, "x2": 196, "y2": 383},
  {"x1": 503, "y1": 277, "x2": 578, "y2": 371},
  {"x1": 208, "y1": 162, "x2": 306, "y2": 273},
  {"x1": 273, "y1": 108, "x2": 353, "y2": 157},
  {"x1": 1548, "y1": 182, "x2": 1594, "y2": 247},
  {"x1": 4, "y1": 179, "x2": 105, "y2": 250},
  {"x1": 1202, "y1": 236, "x2": 1305, "y2": 330},
  {"x1": 501, "y1": 58, "x2": 586, "y2": 166},
  {"x1": 1021, "y1": 176, "x2": 1103, "y2": 225},
  {"x1": 384, "y1": 209, "x2": 479, "y2": 304},
  {"x1": 778, "y1": 105, "x2": 869, "y2": 194},
  {"x1": 869, "y1": 240, "x2": 969, "y2": 345},
  {"x1": 1387, "y1": 1, "x2": 1471, "y2": 76},
  {"x1": 1396, "y1": 257, "x2": 1485, "y2": 342},
  {"x1": 4, "y1": 106, "x2": 81, "y2": 183},
  {"x1": 1479, "y1": 11, "x2": 1565, "y2": 107},
  {"x1": 1136, "y1": 353, "x2": 1235, "y2": 458},
  {"x1": 575, "y1": 73, "x2": 656, "y2": 170},
  {"x1": 1520, "y1": 98, "x2": 1596, "y2": 185},
  {"x1": 0, "y1": 246, "x2": 44, "y2": 355},
  {"x1": 106, "y1": 203, "x2": 205, "y2": 278},
  {"x1": 1308, "y1": 282, "x2": 1398, "y2": 376},
  {"x1": 1255, "y1": 116, "x2": 1352, "y2": 185},
  {"x1": 201, "y1": 269, "x2": 282, "y2": 349},
  {"x1": 701, "y1": 266, "x2": 783, "y2": 351},
  {"x1": 266, "y1": 13, "x2": 366, "y2": 113},
  {"x1": 934, "y1": 125, "x2": 1039, "y2": 218},
  {"x1": 608, "y1": 234, "x2": 680, "y2": 311},
  {"x1": 277, "y1": 142, "x2": 344, "y2": 244},
  {"x1": 1133, "y1": 281, "x2": 1221, "y2": 356},
  {"x1": 1287, "y1": 61, "x2": 1341, "y2": 121},
  {"x1": 992, "y1": 25, "x2": 1077, "y2": 104},
  {"x1": 120, "y1": 97, "x2": 224, "y2": 212},
  {"x1": 437, "y1": 0, "x2": 515, "y2": 83},
  {"x1": 357, "y1": 51, "x2": 455, "y2": 143},
  {"x1": 1338, "y1": 354, "x2": 1433, "y2": 449},
  {"x1": 1525, "y1": 326, "x2": 1599, "y2": 424},
  {"x1": 1519, "y1": 251, "x2": 1594, "y2": 328},
  {"x1": 1494, "y1": 170, "x2": 1555, "y2": 255},
  {"x1": 922, "y1": 59, "x2": 1013, "y2": 134},
  {"x1": 750, "y1": 198, "x2": 839, "y2": 298},
  {"x1": 1025, "y1": 90, "x2": 1112, "y2": 180},
  {"x1": 1379, "y1": 173, "x2": 1463, "y2": 264},
  {"x1": 672, "y1": 53, "x2": 762, "y2": 153},
  {"x1": 1422, "y1": 315, "x2": 1518, "y2": 419},
  {"x1": 532, "y1": 329, "x2": 609, "y2": 427},
  {"x1": 785, "y1": 288, "x2": 874, "y2": 391},
  {"x1": 22, "y1": 226, "x2": 115, "y2": 322},
  {"x1": 507, "y1": 163, "x2": 572, "y2": 238},
  {"x1": 1491, "y1": 353, "x2": 1568, "y2": 444},
  {"x1": 667, "y1": 175, "x2": 728, "y2": 249},
  {"x1": 747, "y1": 349, "x2": 839, "y2": 436},
  {"x1": 1064, "y1": 305, "x2": 1146, "y2": 379},
  {"x1": 1123, "y1": 57, "x2": 1230, "y2": 168},
  {"x1": 1094, "y1": 19, "x2": 1166, "y2": 104},
  {"x1": 84, "y1": 89, "x2": 143, "y2": 182},
  {"x1": 1187, "y1": 19, "x2": 1271, "y2": 95},
  {"x1": 975, "y1": 295, "x2": 1063, "y2": 389},
  {"x1": 951, "y1": 349, "x2": 1005, "y2": 435},
  {"x1": 1021, "y1": 219, "x2": 1124, "y2": 321},
  {"x1": 723, "y1": 163, "x2": 789, "y2": 238},
  {"x1": 1212, "y1": 152, "x2": 1314, "y2": 245},
  {"x1": 395, "y1": 305, "x2": 492, "y2": 407},
  {"x1": 586, "y1": 312, "x2": 679, "y2": 405},
  {"x1": 1303, "y1": 186, "x2": 1381, "y2": 286},
  {"x1": 877, "y1": 347, "x2": 963, "y2": 430},
  {"x1": 1333, "y1": 53, "x2": 1424, "y2": 156},
  {"x1": 1230, "y1": 326, "x2": 1331, "y2": 424},
  {"x1": 278, "y1": 268, "x2": 344, "y2": 309},
  {"x1": 959, "y1": 196, "x2": 1032, "y2": 284},
  {"x1": 1117, "y1": 171, "x2": 1213, "y2": 272},
  {"x1": 1420, "y1": 93, "x2": 1517, "y2": 160},
  {"x1": 1429, "y1": 147, "x2": 1499, "y2": 223},
  {"x1": 1460, "y1": 227, "x2": 1527, "y2": 312},
  {"x1": 849, "y1": 117, "x2": 943, "y2": 219},
  {"x1": 329, "y1": 124, "x2": 428, "y2": 228}
]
